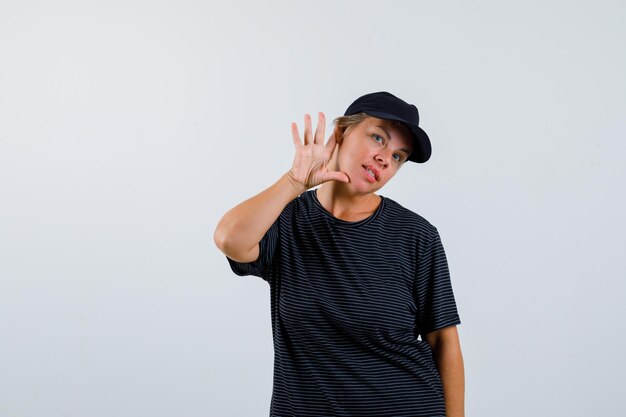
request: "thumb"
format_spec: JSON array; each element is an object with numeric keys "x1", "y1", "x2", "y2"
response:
[{"x1": 324, "y1": 170, "x2": 349, "y2": 183}]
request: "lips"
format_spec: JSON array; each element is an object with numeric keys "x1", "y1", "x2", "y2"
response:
[{"x1": 363, "y1": 165, "x2": 380, "y2": 183}]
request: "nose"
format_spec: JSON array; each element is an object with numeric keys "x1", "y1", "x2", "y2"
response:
[{"x1": 375, "y1": 152, "x2": 390, "y2": 168}]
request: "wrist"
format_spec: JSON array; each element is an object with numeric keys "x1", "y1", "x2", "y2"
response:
[{"x1": 283, "y1": 171, "x2": 308, "y2": 196}]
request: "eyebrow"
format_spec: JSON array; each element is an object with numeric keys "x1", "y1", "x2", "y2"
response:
[{"x1": 376, "y1": 124, "x2": 412, "y2": 156}]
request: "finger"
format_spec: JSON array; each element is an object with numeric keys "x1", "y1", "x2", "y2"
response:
[
  {"x1": 291, "y1": 122, "x2": 302, "y2": 148},
  {"x1": 313, "y1": 112, "x2": 325, "y2": 145},
  {"x1": 303, "y1": 114, "x2": 312, "y2": 145},
  {"x1": 325, "y1": 130, "x2": 337, "y2": 151}
]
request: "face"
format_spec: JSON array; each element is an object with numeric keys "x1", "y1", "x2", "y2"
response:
[{"x1": 333, "y1": 117, "x2": 413, "y2": 194}]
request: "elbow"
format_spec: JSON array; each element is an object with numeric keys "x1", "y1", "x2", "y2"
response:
[
  {"x1": 213, "y1": 219, "x2": 251, "y2": 261},
  {"x1": 214, "y1": 214, "x2": 259, "y2": 263},
  {"x1": 213, "y1": 221, "x2": 231, "y2": 255}
]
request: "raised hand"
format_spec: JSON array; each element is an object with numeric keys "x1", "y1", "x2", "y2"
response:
[{"x1": 287, "y1": 112, "x2": 349, "y2": 190}]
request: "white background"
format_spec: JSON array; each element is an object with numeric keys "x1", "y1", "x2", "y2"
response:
[{"x1": 1, "y1": 1, "x2": 625, "y2": 416}]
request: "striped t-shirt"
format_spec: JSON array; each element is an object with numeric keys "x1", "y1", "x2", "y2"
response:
[{"x1": 227, "y1": 189, "x2": 461, "y2": 417}]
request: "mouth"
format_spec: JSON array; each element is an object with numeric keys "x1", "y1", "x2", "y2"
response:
[{"x1": 363, "y1": 165, "x2": 380, "y2": 183}]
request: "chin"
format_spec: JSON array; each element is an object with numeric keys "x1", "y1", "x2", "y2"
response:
[{"x1": 351, "y1": 182, "x2": 382, "y2": 195}]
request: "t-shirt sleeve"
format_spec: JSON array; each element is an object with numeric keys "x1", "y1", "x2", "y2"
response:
[
  {"x1": 414, "y1": 227, "x2": 461, "y2": 337},
  {"x1": 226, "y1": 218, "x2": 279, "y2": 284}
]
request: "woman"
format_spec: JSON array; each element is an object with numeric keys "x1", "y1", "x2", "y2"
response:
[{"x1": 214, "y1": 92, "x2": 465, "y2": 417}]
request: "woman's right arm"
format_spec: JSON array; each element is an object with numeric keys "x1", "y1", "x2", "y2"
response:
[
  {"x1": 213, "y1": 172, "x2": 305, "y2": 263},
  {"x1": 213, "y1": 112, "x2": 348, "y2": 263}
]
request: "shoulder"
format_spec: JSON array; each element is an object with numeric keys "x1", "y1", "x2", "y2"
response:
[
  {"x1": 381, "y1": 196, "x2": 439, "y2": 236},
  {"x1": 275, "y1": 189, "x2": 315, "y2": 226},
  {"x1": 290, "y1": 189, "x2": 315, "y2": 215},
  {"x1": 278, "y1": 189, "x2": 313, "y2": 214}
]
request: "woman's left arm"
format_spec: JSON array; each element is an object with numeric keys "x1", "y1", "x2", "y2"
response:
[{"x1": 424, "y1": 325, "x2": 465, "y2": 417}]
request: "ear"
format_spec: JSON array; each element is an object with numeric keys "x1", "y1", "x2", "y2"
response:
[{"x1": 333, "y1": 126, "x2": 345, "y2": 145}]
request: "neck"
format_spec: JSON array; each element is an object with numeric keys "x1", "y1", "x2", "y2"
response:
[{"x1": 315, "y1": 182, "x2": 381, "y2": 222}]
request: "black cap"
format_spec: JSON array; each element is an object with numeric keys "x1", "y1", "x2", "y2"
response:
[{"x1": 344, "y1": 91, "x2": 432, "y2": 163}]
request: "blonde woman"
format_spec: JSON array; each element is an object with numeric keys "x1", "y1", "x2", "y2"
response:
[{"x1": 215, "y1": 92, "x2": 465, "y2": 417}]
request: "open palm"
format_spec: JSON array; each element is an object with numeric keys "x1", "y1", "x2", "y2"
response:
[{"x1": 288, "y1": 112, "x2": 349, "y2": 189}]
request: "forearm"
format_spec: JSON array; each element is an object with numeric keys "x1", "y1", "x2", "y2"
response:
[
  {"x1": 214, "y1": 172, "x2": 306, "y2": 262},
  {"x1": 433, "y1": 340, "x2": 465, "y2": 417}
]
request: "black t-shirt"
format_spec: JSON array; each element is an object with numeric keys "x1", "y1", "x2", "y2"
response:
[{"x1": 227, "y1": 189, "x2": 461, "y2": 417}]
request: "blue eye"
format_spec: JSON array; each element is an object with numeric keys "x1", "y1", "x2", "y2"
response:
[
  {"x1": 392, "y1": 154, "x2": 401, "y2": 162},
  {"x1": 372, "y1": 134, "x2": 384, "y2": 143}
]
